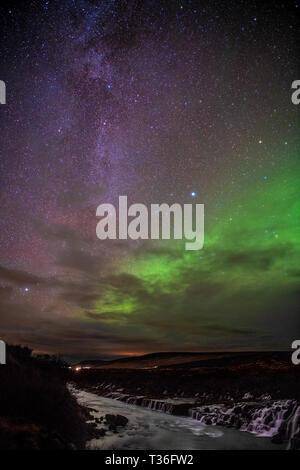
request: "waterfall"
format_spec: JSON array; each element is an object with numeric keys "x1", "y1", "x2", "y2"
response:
[
  {"x1": 141, "y1": 398, "x2": 175, "y2": 414},
  {"x1": 103, "y1": 393, "x2": 174, "y2": 413},
  {"x1": 286, "y1": 405, "x2": 300, "y2": 449},
  {"x1": 189, "y1": 399, "x2": 299, "y2": 448},
  {"x1": 91, "y1": 382, "x2": 299, "y2": 448},
  {"x1": 240, "y1": 400, "x2": 294, "y2": 437}
]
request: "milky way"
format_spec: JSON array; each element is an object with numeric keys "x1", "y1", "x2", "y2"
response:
[{"x1": 0, "y1": 1, "x2": 299, "y2": 360}]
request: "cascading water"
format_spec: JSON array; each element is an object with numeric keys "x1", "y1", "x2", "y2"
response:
[
  {"x1": 286, "y1": 404, "x2": 300, "y2": 449},
  {"x1": 189, "y1": 399, "x2": 299, "y2": 447},
  {"x1": 240, "y1": 400, "x2": 294, "y2": 437},
  {"x1": 141, "y1": 398, "x2": 175, "y2": 414},
  {"x1": 72, "y1": 387, "x2": 284, "y2": 450},
  {"x1": 75, "y1": 383, "x2": 299, "y2": 448}
]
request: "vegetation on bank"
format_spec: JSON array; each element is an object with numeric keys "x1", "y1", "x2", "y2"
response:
[{"x1": 0, "y1": 345, "x2": 98, "y2": 450}]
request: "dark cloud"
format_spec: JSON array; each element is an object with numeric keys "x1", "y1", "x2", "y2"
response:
[
  {"x1": 0, "y1": 285, "x2": 13, "y2": 298},
  {"x1": 56, "y1": 247, "x2": 104, "y2": 274},
  {"x1": 60, "y1": 287, "x2": 100, "y2": 308},
  {"x1": 218, "y1": 246, "x2": 291, "y2": 271},
  {"x1": 0, "y1": 264, "x2": 44, "y2": 286},
  {"x1": 199, "y1": 324, "x2": 257, "y2": 337}
]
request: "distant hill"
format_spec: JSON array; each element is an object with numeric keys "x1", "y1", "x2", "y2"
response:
[
  {"x1": 71, "y1": 349, "x2": 299, "y2": 406},
  {"x1": 74, "y1": 350, "x2": 291, "y2": 370}
]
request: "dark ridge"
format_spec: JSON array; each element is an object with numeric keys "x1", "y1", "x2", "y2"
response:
[{"x1": 0, "y1": 345, "x2": 101, "y2": 450}]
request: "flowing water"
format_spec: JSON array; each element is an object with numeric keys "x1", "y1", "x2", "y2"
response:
[{"x1": 72, "y1": 388, "x2": 283, "y2": 450}]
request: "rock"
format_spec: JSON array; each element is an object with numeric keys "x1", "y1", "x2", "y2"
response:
[
  {"x1": 105, "y1": 414, "x2": 128, "y2": 427},
  {"x1": 88, "y1": 425, "x2": 106, "y2": 439},
  {"x1": 235, "y1": 418, "x2": 242, "y2": 429},
  {"x1": 67, "y1": 442, "x2": 77, "y2": 450},
  {"x1": 264, "y1": 412, "x2": 273, "y2": 425},
  {"x1": 289, "y1": 431, "x2": 300, "y2": 450},
  {"x1": 242, "y1": 393, "x2": 254, "y2": 401}
]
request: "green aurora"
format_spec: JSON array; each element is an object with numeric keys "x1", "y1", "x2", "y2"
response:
[{"x1": 87, "y1": 152, "x2": 300, "y2": 351}]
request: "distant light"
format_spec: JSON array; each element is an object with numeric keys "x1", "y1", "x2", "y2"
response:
[
  {"x1": 190, "y1": 191, "x2": 196, "y2": 197},
  {"x1": 25, "y1": 287, "x2": 29, "y2": 292},
  {"x1": 258, "y1": 140, "x2": 262, "y2": 144}
]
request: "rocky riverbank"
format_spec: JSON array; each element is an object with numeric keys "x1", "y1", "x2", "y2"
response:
[
  {"x1": 70, "y1": 352, "x2": 300, "y2": 449},
  {"x1": 0, "y1": 345, "x2": 104, "y2": 450},
  {"x1": 73, "y1": 384, "x2": 300, "y2": 449}
]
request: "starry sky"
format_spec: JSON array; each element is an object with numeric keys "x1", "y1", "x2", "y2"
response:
[{"x1": 0, "y1": 0, "x2": 299, "y2": 361}]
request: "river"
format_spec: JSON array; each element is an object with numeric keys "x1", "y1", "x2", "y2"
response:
[{"x1": 72, "y1": 388, "x2": 283, "y2": 450}]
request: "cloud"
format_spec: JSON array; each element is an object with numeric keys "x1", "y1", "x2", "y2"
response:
[
  {"x1": 0, "y1": 264, "x2": 45, "y2": 286},
  {"x1": 56, "y1": 248, "x2": 104, "y2": 274},
  {"x1": 60, "y1": 286, "x2": 100, "y2": 308},
  {"x1": 217, "y1": 246, "x2": 291, "y2": 271}
]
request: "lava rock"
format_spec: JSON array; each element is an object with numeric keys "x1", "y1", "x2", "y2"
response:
[{"x1": 105, "y1": 414, "x2": 128, "y2": 427}]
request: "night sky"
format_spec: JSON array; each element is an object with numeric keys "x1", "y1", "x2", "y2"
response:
[{"x1": 0, "y1": 0, "x2": 299, "y2": 360}]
